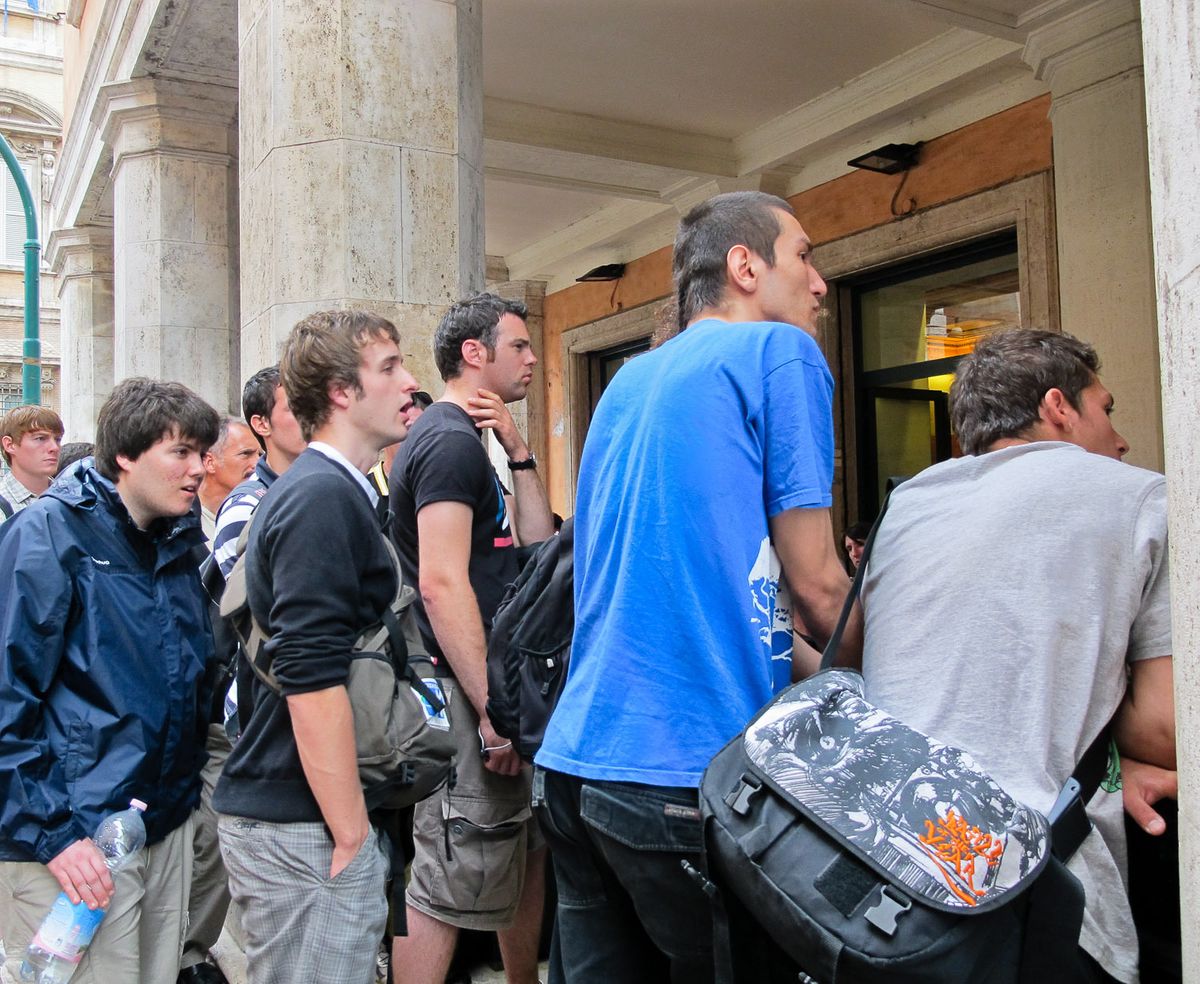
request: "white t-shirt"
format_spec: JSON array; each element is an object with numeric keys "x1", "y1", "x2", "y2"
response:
[{"x1": 862, "y1": 442, "x2": 1171, "y2": 983}]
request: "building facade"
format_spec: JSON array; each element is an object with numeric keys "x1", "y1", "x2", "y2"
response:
[{"x1": 0, "y1": 0, "x2": 62, "y2": 415}]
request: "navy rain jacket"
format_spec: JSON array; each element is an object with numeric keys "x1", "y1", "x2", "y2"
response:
[{"x1": 0, "y1": 461, "x2": 212, "y2": 863}]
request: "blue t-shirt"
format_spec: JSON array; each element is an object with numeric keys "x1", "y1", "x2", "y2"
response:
[{"x1": 536, "y1": 319, "x2": 834, "y2": 787}]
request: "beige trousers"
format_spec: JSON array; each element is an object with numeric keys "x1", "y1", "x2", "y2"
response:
[{"x1": 0, "y1": 814, "x2": 193, "y2": 984}]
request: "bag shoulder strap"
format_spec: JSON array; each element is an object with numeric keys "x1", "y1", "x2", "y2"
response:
[
  {"x1": 0, "y1": 494, "x2": 12, "y2": 520},
  {"x1": 819, "y1": 494, "x2": 890, "y2": 672}
]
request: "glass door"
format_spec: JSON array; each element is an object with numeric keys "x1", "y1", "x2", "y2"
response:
[{"x1": 851, "y1": 233, "x2": 1022, "y2": 517}]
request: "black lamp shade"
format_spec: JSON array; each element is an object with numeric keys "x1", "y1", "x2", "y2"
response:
[
  {"x1": 576, "y1": 263, "x2": 626, "y2": 283},
  {"x1": 847, "y1": 142, "x2": 922, "y2": 175}
]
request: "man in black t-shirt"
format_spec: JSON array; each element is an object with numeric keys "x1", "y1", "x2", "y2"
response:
[{"x1": 389, "y1": 293, "x2": 554, "y2": 984}]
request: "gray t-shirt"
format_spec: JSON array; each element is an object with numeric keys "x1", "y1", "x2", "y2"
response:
[{"x1": 862, "y1": 442, "x2": 1171, "y2": 983}]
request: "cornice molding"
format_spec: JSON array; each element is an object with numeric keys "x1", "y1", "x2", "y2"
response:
[
  {"x1": 1022, "y1": 0, "x2": 1141, "y2": 96},
  {"x1": 734, "y1": 28, "x2": 1021, "y2": 176},
  {"x1": 45, "y1": 225, "x2": 115, "y2": 275},
  {"x1": 483, "y1": 165, "x2": 664, "y2": 204},
  {"x1": 504, "y1": 199, "x2": 671, "y2": 283},
  {"x1": 0, "y1": 46, "x2": 64, "y2": 74},
  {"x1": 484, "y1": 97, "x2": 739, "y2": 179},
  {"x1": 93, "y1": 77, "x2": 237, "y2": 162},
  {"x1": 0, "y1": 87, "x2": 63, "y2": 129},
  {"x1": 51, "y1": 0, "x2": 142, "y2": 230}
]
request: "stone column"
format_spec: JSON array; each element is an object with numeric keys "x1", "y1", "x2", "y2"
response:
[
  {"x1": 47, "y1": 227, "x2": 115, "y2": 440},
  {"x1": 484, "y1": 280, "x2": 548, "y2": 491},
  {"x1": 1140, "y1": 3, "x2": 1200, "y2": 979},
  {"x1": 96, "y1": 78, "x2": 239, "y2": 413},
  {"x1": 238, "y1": 0, "x2": 484, "y2": 390},
  {"x1": 1023, "y1": 0, "x2": 1163, "y2": 471}
]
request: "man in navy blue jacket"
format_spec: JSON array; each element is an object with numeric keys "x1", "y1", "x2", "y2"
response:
[{"x1": 0, "y1": 378, "x2": 219, "y2": 984}]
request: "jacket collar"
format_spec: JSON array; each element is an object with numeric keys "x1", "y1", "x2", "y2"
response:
[{"x1": 44, "y1": 460, "x2": 205, "y2": 568}]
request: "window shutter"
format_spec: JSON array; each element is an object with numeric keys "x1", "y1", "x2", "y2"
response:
[{"x1": 3, "y1": 162, "x2": 32, "y2": 265}]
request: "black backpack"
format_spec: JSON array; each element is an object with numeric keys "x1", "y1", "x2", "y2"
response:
[{"x1": 485, "y1": 518, "x2": 574, "y2": 761}]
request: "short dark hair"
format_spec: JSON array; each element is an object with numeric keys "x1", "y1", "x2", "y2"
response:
[
  {"x1": 949, "y1": 330, "x2": 1101, "y2": 456},
  {"x1": 412, "y1": 390, "x2": 433, "y2": 410},
  {"x1": 433, "y1": 293, "x2": 528, "y2": 381},
  {"x1": 843, "y1": 521, "x2": 871, "y2": 544},
  {"x1": 94, "y1": 378, "x2": 220, "y2": 480},
  {"x1": 281, "y1": 310, "x2": 401, "y2": 441},
  {"x1": 56, "y1": 442, "x2": 95, "y2": 476},
  {"x1": 673, "y1": 191, "x2": 793, "y2": 331},
  {"x1": 242, "y1": 365, "x2": 281, "y2": 451}
]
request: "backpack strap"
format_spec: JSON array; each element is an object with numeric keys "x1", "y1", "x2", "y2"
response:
[
  {"x1": 223, "y1": 519, "x2": 444, "y2": 715},
  {"x1": 374, "y1": 535, "x2": 444, "y2": 714},
  {"x1": 0, "y1": 494, "x2": 12, "y2": 520},
  {"x1": 819, "y1": 494, "x2": 891, "y2": 671},
  {"x1": 219, "y1": 515, "x2": 283, "y2": 695}
]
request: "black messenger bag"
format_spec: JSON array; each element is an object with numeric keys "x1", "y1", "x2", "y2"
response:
[{"x1": 697, "y1": 503, "x2": 1108, "y2": 984}]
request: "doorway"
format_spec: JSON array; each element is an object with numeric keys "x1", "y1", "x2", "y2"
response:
[{"x1": 850, "y1": 232, "x2": 1021, "y2": 517}]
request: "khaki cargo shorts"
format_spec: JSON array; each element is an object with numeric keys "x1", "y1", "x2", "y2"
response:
[{"x1": 406, "y1": 679, "x2": 544, "y2": 931}]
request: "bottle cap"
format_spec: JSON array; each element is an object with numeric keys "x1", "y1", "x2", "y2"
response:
[{"x1": 129, "y1": 798, "x2": 148, "y2": 812}]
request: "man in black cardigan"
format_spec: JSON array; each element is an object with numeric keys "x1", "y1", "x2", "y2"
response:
[{"x1": 213, "y1": 310, "x2": 419, "y2": 984}]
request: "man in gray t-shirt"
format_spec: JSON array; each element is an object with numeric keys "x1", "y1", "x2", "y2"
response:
[{"x1": 860, "y1": 330, "x2": 1174, "y2": 984}]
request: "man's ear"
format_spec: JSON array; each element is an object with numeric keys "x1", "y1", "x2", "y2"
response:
[
  {"x1": 460, "y1": 338, "x2": 488, "y2": 371},
  {"x1": 114, "y1": 453, "x2": 135, "y2": 476},
  {"x1": 1032, "y1": 388, "x2": 1080, "y2": 441},
  {"x1": 202, "y1": 451, "x2": 218, "y2": 474},
  {"x1": 249, "y1": 413, "x2": 271, "y2": 441},
  {"x1": 0, "y1": 435, "x2": 15, "y2": 456},
  {"x1": 1038, "y1": 387, "x2": 1078, "y2": 435},
  {"x1": 725, "y1": 244, "x2": 756, "y2": 294},
  {"x1": 326, "y1": 379, "x2": 353, "y2": 412}
]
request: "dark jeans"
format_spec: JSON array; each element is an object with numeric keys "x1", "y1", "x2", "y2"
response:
[{"x1": 534, "y1": 768, "x2": 714, "y2": 984}]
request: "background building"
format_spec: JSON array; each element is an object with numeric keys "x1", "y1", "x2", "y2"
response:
[{"x1": 0, "y1": 0, "x2": 62, "y2": 415}]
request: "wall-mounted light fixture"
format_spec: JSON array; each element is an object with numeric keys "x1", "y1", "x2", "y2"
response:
[
  {"x1": 848, "y1": 142, "x2": 925, "y2": 217},
  {"x1": 847, "y1": 142, "x2": 922, "y2": 175},
  {"x1": 576, "y1": 263, "x2": 626, "y2": 283}
]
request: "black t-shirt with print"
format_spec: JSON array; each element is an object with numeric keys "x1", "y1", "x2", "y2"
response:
[{"x1": 388, "y1": 401, "x2": 518, "y2": 670}]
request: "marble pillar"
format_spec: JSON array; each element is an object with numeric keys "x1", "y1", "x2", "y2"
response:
[
  {"x1": 238, "y1": 0, "x2": 484, "y2": 390},
  {"x1": 47, "y1": 226, "x2": 114, "y2": 441},
  {"x1": 1024, "y1": 1, "x2": 1163, "y2": 471},
  {"x1": 97, "y1": 78, "x2": 239, "y2": 413},
  {"x1": 1140, "y1": 2, "x2": 1200, "y2": 979}
]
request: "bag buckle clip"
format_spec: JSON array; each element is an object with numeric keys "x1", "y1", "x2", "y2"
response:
[
  {"x1": 724, "y1": 774, "x2": 763, "y2": 816},
  {"x1": 864, "y1": 884, "x2": 911, "y2": 936}
]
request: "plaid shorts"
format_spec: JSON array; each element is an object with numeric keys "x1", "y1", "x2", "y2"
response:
[{"x1": 218, "y1": 817, "x2": 388, "y2": 983}]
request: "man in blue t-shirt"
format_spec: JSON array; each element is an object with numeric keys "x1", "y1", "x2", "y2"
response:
[{"x1": 535, "y1": 191, "x2": 860, "y2": 982}]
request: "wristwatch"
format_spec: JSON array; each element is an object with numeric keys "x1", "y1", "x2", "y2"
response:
[{"x1": 508, "y1": 453, "x2": 537, "y2": 471}]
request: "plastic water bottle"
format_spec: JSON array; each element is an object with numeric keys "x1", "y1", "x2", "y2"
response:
[{"x1": 19, "y1": 800, "x2": 148, "y2": 984}]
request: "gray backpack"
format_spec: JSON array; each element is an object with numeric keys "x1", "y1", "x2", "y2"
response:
[{"x1": 220, "y1": 518, "x2": 455, "y2": 810}]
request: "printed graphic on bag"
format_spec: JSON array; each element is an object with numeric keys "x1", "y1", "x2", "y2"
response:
[{"x1": 744, "y1": 671, "x2": 1049, "y2": 911}]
